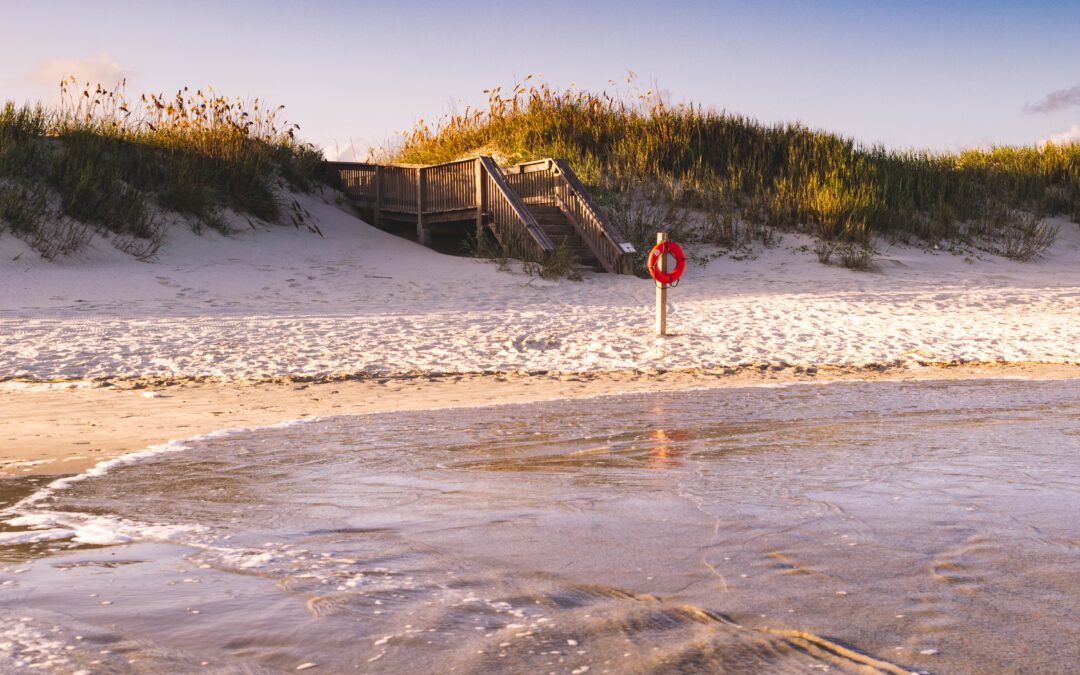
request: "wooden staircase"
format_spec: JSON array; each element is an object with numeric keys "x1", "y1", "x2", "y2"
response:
[
  {"x1": 327, "y1": 156, "x2": 636, "y2": 274},
  {"x1": 527, "y1": 204, "x2": 603, "y2": 272}
]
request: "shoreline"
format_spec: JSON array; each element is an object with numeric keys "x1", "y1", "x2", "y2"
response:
[{"x1": 4, "y1": 361, "x2": 1078, "y2": 478}]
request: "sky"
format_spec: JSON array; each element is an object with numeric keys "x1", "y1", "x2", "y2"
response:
[{"x1": 2, "y1": 0, "x2": 1079, "y2": 158}]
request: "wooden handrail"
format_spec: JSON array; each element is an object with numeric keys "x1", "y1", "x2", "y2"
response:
[
  {"x1": 326, "y1": 157, "x2": 478, "y2": 176},
  {"x1": 508, "y1": 159, "x2": 554, "y2": 174},
  {"x1": 478, "y1": 156, "x2": 556, "y2": 255},
  {"x1": 551, "y1": 159, "x2": 636, "y2": 274},
  {"x1": 499, "y1": 158, "x2": 636, "y2": 273},
  {"x1": 551, "y1": 160, "x2": 634, "y2": 251},
  {"x1": 326, "y1": 161, "x2": 377, "y2": 170}
]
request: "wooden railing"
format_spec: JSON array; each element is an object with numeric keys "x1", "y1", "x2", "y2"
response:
[
  {"x1": 502, "y1": 159, "x2": 636, "y2": 274},
  {"x1": 381, "y1": 165, "x2": 420, "y2": 212},
  {"x1": 331, "y1": 161, "x2": 419, "y2": 218},
  {"x1": 503, "y1": 159, "x2": 557, "y2": 205},
  {"x1": 330, "y1": 159, "x2": 476, "y2": 218},
  {"x1": 478, "y1": 156, "x2": 555, "y2": 258},
  {"x1": 420, "y1": 158, "x2": 477, "y2": 213},
  {"x1": 550, "y1": 159, "x2": 636, "y2": 274},
  {"x1": 327, "y1": 155, "x2": 630, "y2": 272},
  {"x1": 334, "y1": 161, "x2": 378, "y2": 206}
]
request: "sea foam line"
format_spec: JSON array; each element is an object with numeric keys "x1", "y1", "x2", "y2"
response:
[
  {"x1": 0, "y1": 417, "x2": 326, "y2": 548},
  {"x1": 4, "y1": 375, "x2": 890, "y2": 514},
  {"x1": 0, "y1": 378, "x2": 898, "y2": 547}
]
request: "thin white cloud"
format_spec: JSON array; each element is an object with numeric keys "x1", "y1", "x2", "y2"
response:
[
  {"x1": 1041, "y1": 123, "x2": 1080, "y2": 146},
  {"x1": 30, "y1": 52, "x2": 126, "y2": 88},
  {"x1": 1025, "y1": 84, "x2": 1080, "y2": 114}
]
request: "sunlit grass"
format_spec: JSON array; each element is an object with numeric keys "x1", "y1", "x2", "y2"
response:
[
  {"x1": 0, "y1": 79, "x2": 322, "y2": 258},
  {"x1": 391, "y1": 77, "x2": 1079, "y2": 262}
]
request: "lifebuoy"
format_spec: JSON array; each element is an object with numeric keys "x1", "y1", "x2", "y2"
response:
[{"x1": 647, "y1": 241, "x2": 686, "y2": 284}]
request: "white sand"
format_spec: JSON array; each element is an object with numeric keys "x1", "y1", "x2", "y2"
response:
[
  {"x1": 1, "y1": 192, "x2": 1079, "y2": 382},
  {"x1": 2, "y1": 193, "x2": 1079, "y2": 476}
]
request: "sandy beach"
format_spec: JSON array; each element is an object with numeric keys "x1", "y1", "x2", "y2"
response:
[
  {"x1": 3, "y1": 191, "x2": 1079, "y2": 476},
  {"x1": 3, "y1": 189, "x2": 1080, "y2": 674},
  {"x1": 2, "y1": 362, "x2": 1078, "y2": 478}
]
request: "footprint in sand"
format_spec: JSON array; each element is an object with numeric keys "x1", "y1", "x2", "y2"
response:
[
  {"x1": 927, "y1": 535, "x2": 995, "y2": 595},
  {"x1": 764, "y1": 551, "x2": 830, "y2": 578}
]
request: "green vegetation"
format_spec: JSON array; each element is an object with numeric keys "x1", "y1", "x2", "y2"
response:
[
  {"x1": 1, "y1": 79, "x2": 322, "y2": 259},
  {"x1": 392, "y1": 78, "x2": 1079, "y2": 264},
  {"x1": 6, "y1": 77, "x2": 1076, "y2": 267}
]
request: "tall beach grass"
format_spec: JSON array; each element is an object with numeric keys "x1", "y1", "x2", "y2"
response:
[
  {"x1": 391, "y1": 78, "x2": 1079, "y2": 263},
  {"x1": 0, "y1": 79, "x2": 322, "y2": 259}
]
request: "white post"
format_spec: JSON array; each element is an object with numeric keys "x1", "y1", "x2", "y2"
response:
[{"x1": 655, "y1": 231, "x2": 667, "y2": 336}]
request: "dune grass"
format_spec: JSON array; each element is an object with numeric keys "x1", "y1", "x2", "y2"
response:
[
  {"x1": 0, "y1": 79, "x2": 322, "y2": 259},
  {"x1": 391, "y1": 78, "x2": 1079, "y2": 263}
]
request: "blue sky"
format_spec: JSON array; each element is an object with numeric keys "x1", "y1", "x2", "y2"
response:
[{"x1": 3, "y1": 0, "x2": 1079, "y2": 157}]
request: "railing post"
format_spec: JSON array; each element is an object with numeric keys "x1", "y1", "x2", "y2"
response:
[
  {"x1": 373, "y1": 165, "x2": 383, "y2": 227},
  {"x1": 416, "y1": 167, "x2": 428, "y2": 246},
  {"x1": 474, "y1": 158, "x2": 486, "y2": 242}
]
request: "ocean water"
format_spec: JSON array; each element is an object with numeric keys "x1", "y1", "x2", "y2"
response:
[{"x1": 2, "y1": 379, "x2": 1079, "y2": 674}]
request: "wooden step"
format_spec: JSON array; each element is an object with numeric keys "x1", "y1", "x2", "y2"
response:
[
  {"x1": 527, "y1": 205, "x2": 601, "y2": 271},
  {"x1": 540, "y1": 226, "x2": 577, "y2": 239},
  {"x1": 527, "y1": 205, "x2": 563, "y2": 216},
  {"x1": 551, "y1": 240, "x2": 590, "y2": 253},
  {"x1": 533, "y1": 214, "x2": 571, "y2": 224}
]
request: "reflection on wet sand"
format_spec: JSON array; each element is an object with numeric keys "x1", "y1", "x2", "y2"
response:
[
  {"x1": 647, "y1": 426, "x2": 689, "y2": 469},
  {"x1": 1, "y1": 379, "x2": 1079, "y2": 673}
]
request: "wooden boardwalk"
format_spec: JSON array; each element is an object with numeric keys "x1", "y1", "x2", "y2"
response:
[{"x1": 327, "y1": 157, "x2": 636, "y2": 273}]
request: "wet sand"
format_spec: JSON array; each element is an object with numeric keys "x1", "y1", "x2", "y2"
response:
[
  {"x1": 4, "y1": 362, "x2": 1079, "y2": 478},
  {"x1": 3, "y1": 377, "x2": 1079, "y2": 673}
]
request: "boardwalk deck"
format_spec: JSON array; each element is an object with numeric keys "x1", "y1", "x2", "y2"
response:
[{"x1": 327, "y1": 157, "x2": 635, "y2": 274}]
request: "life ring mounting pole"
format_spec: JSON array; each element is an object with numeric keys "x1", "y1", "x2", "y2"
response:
[{"x1": 656, "y1": 232, "x2": 668, "y2": 336}]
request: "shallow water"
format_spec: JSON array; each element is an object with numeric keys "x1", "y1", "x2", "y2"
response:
[{"x1": 2, "y1": 379, "x2": 1079, "y2": 673}]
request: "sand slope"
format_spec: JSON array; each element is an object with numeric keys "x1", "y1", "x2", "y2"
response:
[{"x1": 2, "y1": 193, "x2": 1079, "y2": 382}]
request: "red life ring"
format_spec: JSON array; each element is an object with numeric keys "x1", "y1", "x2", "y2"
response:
[{"x1": 647, "y1": 241, "x2": 686, "y2": 284}]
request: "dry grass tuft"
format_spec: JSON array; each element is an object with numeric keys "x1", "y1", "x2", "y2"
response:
[{"x1": 1, "y1": 79, "x2": 322, "y2": 258}]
